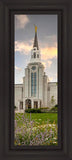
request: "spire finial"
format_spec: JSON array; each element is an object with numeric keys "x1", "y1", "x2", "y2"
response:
[
  {"x1": 33, "y1": 24, "x2": 39, "y2": 50},
  {"x1": 35, "y1": 25, "x2": 37, "y2": 33}
]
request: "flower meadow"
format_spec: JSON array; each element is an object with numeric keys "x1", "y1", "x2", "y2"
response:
[{"x1": 14, "y1": 113, "x2": 58, "y2": 146}]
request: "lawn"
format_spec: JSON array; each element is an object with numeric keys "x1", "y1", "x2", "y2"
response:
[
  {"x1": 14, "y1": 112, "x2": 58, "y2": 146},
  {"x1": 15, "y1": 112, "x2": 58, "y2": 127}
]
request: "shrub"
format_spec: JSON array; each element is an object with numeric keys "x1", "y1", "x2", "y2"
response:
[
  {"x1": 54, "y1": 104, "x2": 58, "y2": 108},
  {"x1": 41, "y1": 107, "x2": 49, "y2": 109},
  {"x1": 14, "y1": 106, "x2": 17, "y2": 109},
  {"x1": 49, "y1": 105, "x2": 58, "y2": 112},
  {"x1": 25, "y1": 108, "x2": 41, "y2": 113},
  {"x1": 50, "y1": 96, "x2": 56, "y2": 108}
]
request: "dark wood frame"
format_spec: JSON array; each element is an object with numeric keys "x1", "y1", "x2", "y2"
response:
[{"x1": 0, "y1": 0, "x2": 72, "y2": 160}]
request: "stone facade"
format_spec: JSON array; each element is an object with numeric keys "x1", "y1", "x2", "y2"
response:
[
  {"x1": 15, "y1": 81, "x2": 57, "y2": 111},
  {"x1": 15, "y1": 84, "x2": 23, "y2": 111}
]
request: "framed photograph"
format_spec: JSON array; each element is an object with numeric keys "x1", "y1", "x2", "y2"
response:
[
  {"x1": 0, "y1": 0, "x2": 72, "y2": 160},
  {"x1": 14, "y1": 14, "x2": 58, "y2": 147}
]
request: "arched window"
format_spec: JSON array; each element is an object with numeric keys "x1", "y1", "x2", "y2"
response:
[{"x1": 34, "y1": 52, "x2": 36, "y2": 58}]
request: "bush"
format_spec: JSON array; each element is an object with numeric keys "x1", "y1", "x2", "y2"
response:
[
  {"x1": 41, "y1": 107, "x2": 49, "y2": 109},
  {"x1": 14, "y1": 106, "x2": 17, "y2": 109},
  {"x1": 54, "y1": 104, "x2": 58, "y2": 108},
  {"x1": 25, "y1": 108, "x2": 41, "y2": 113},
  {"x1": 49, "y1": 105, "x2": 58, "y2": 112}
]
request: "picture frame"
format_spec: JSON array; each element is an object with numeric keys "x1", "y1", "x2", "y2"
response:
[
  {"x1": 0, "y1": 0, "x2": 72, "y2": 160},
  {"x1": 14, "y1": 13, "x2": 59, "y2": 147}
]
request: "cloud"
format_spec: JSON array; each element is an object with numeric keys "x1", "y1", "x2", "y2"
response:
[
  {"x1": 48, "y1": 73, "x2": 57, "y2": 82},
  {"x1": 15, "y1": 41, "x2": 32, "y2": 55},
  {"x1": 18, "y1": 78, "x2": 23, "y2": 83},
  {"x1": 15, "y1": 40, "x2": 57, "y2": 61},
  {"x1": 42, "y1": 60, "x2": 52, "y2": 69},
  {"x1": 45, "y1": 35, "x2": 57, "y2": 43},
  {"x1": 55, "y1": 73, "x2": 57, "y2": 81},
  {"x1": 15, "y1": 40, "x2": 57, "y2": 60},
  {"x1": 39, "y1": 35, "x2": 57, "y2": 48},
  {"x1": 48, "y1": 60, "x2": 52, "y2": 67},
  {"x1": 15, "y1": 66, "x2": 22, "y2": 71},
  {"x1": 39, "y1": 35, "x2": 57, "y2": 60},
  {"x1": 42, "y1": 62, "x2": 46, "y2": 68},
  {"x1": 15, "y1": 15, "x2": 30, "y2": 29},
  {"x1": 41, "y1": 47, "x2": 57, "y2": 60},
  {"x1": 49, "y1": 76, "x2": 53, "y2": 82}
]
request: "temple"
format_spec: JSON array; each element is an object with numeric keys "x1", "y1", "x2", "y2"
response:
[{"x1": 15, "y1": 26, "x2": 57, "y2": 111}]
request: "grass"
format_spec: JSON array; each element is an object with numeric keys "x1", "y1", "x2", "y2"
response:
[
  {"x1": 15, "y1": 112, "x2": 58, "y2": 127},
  {"x1": 15, "y1": 112, "x2": 58, "y2": 146}
]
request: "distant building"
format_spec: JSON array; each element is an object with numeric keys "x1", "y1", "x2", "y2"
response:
[{"x1": 15, "y1": 26, "x2": 57, "y2": 111}]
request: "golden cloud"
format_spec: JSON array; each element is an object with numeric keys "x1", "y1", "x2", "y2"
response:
[
  {"x1": 41, "y1": 47, "x2": 57, "y2": 60},
  {"x1": 15, "y1": 41, "x2": 57, "y2": 61},
  {"x1": 41, "y1": 62, "x2": 46, "y2": 68},
  {"x1": 49, "y1": 76, "x2": 53, "y2": 82}
]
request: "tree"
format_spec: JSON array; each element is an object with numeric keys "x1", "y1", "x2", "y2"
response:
[{"x1": 50, "y1": 96, "x2": 56, "y2": 108}]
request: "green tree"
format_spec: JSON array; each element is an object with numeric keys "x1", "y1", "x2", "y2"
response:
[{"x1": 51, "y1": 96, "x2": 56, "y2": 108}]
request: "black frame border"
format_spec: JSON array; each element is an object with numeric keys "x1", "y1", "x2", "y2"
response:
[{"x1": 0, "y1": 1, "x2": 72, "y2": 160}]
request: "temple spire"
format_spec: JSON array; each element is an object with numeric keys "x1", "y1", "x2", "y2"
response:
[{"x1": 33, "y1": 25, "x2": 39, "y2": 50}]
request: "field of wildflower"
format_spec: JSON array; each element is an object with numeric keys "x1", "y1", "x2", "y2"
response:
[{"x1": 14, "y1": 113, "x2": 58, "y2": 146}]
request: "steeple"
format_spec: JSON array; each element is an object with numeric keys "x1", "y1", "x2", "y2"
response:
[
  {"x1": 33, "y1": 25, "x2": 39, "y2": 50},
  {"x1": 30, "y1": 25, "x2": 41, "y2": 63}
]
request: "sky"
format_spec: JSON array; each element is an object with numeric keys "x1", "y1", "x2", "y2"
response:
[{"x1": 15, "y1": 14, "x2": 58, "y2": 84}]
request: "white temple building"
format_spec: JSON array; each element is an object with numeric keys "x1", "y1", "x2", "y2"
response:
[{"x1": 15, "y1": 26, "x2": 57, "y2": 111}]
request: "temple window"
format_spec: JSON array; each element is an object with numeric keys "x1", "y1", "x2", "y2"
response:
[{"x1": 34, "y1": 52, "x2": 36, "y2": 58}]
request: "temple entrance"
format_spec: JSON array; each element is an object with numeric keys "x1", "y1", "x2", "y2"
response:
[
  {"x1": 34, "y1": 101, "x2": 38, "y2": 109},
  {"x1": 25, "y1": 99, "x2": 31, "y2": 109}
]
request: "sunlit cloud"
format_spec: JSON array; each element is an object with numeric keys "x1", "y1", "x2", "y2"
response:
[
  {"x1": 15, "y1": 40, "x2": 57, "y2": 61},
  {"x1": 48, "y1": 73, "x2": 57, "y2": 82},
  {"x1": 15, "y1": 15, "x2": 30, "y2": 29},
  {"x1": 15, "y1": 66, "x2": 22, "y2": 71},
  {"x1": 42, "y1": 60, "x2": 52, "y2": 69},
  {"x1": 41, "y1": 47, "x2": 57, "y2": 60},
  {"x1": 42, "y1": 62, "x2": 46, "y2": 68},
  {"x1": 48, "y1": 60, "x2": 52, "y2": 67},
  {"x1": 15, "y1": 41, "x2": 32, "y2": 55},
  {"x1": 49, "y1": 76, "x2": 53, "y2": 82}
]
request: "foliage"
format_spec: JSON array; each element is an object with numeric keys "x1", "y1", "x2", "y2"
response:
[
  {"x1": 50, "y1": 96, "x2": 56, "y2": 108},
  {"x1": 14, "y1": 106, "x2": 17, "y2": 109},
  {"x1": 54, "y1": 104, "x2": 58, "y2": 108},
  {"x1": 41, "y1": 107, "x2": 49, "y2": 109},
  {"x1": 14, "y1": 113, "x2": 58, "y2": 146},
  {"x1": 50, "y1": 105, "x2": 58, "y2": 112},
  {"x1": 25, "y1": 108, "x2": 41, "y2": 113},
  {"x1": 25, "y1": 108, "x2": 50, "y2": 113}
]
